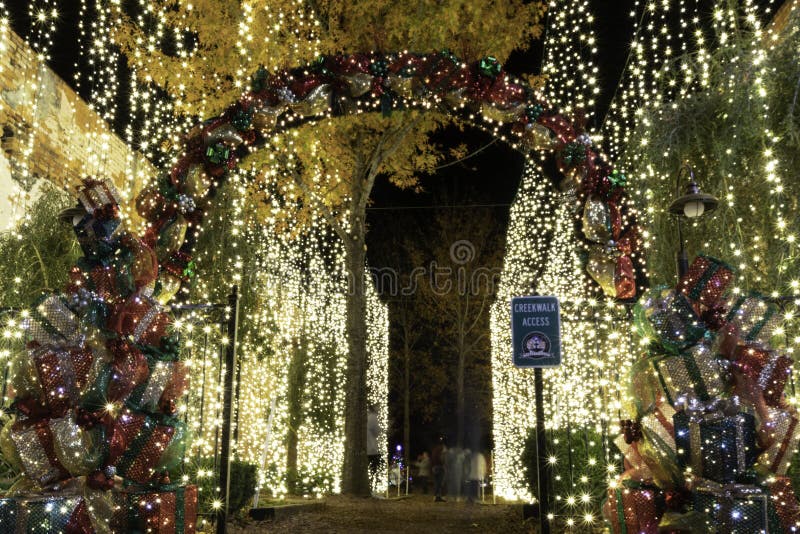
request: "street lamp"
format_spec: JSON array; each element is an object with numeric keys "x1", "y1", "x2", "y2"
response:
[{"x1": 668, "y1": 164, "x2": 719, "y2": 279}]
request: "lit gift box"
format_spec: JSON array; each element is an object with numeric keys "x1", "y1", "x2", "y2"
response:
[
  {"x1": 693, "y1": 480, "x2": 782, "y2": 533},
  {"x1": 650, "y1": 343, "x2": 727, "y2": 406},
  {"x1": 673, "y1": 410, "x2": 757, "y2": 484}
]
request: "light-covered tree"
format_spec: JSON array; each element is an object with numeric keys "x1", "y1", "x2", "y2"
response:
[{"x1": 112, "y1": 0, "x2": 547, "y2": 495}]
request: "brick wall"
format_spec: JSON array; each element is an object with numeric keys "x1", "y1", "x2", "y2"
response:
[{"x1": 0, "y1": 28, "x2": 155, "y2": 227}]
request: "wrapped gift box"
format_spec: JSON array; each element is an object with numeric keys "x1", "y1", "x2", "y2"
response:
[
  {"x1": 646, "y1": 291, "x2": 708, "y2": 354},
  {"x1": 651, "y1": 343, "x2": 727, "y2": 406},
  {"x1": 673, "y1": 410, "x2": 757, "y2": 483},
  {"x1": 0, "y1": 492, "x2": 108, "y2": 533},
  {"x1": 603, "y1": 480, "x2": 663, "y2": 534},
  {"x1": 109, "y1": 411, "x2": 187, "y2": 484},
  {"x1": 32, "y1": 345, "x2": 100, "y2": 415},
  {"x1": 24, "y1": 294, "x2": 84, "y2": 348},
  {"x1": 734, "y1": 344, "x2": 792, "y2": 407},
  {"x1": 111, "y1": 485, "x2": 197, "y2": 534},
  {"x1": 9, "y1": 414, "x2": 101, "y2": 485},
  {"x1": 725, "y1": 293, "x2": 782, "y2": 346},
  {"x1": 693, "y1": 480, "x2": 782, "y2": 533},
  {"x1": 127, "y1": 359, "x2": 188, "y2": 415},
  {"x1": 757, "y1": 407, "x2": 800, "y2": 476},
  {"x1": 678, "y1": 254, "x2": 734, "y2": 310}
]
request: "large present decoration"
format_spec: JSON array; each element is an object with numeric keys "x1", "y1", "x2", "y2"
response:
[
  {"x1": 640, "y1": 290, "x2": 708, "y2": 354},
  {"x1": 757, "y1": 407, "x2": 800, "y2": 476},
  {"x1": 9, "y1": 414, "x2": 102, "y2": 485},
  {"x1": 126, "y1": 358, "x2": 188, "y2": 415},
  {"x1": 733, "y1": 344, "x2": 792, "y2": 407},
  {"x1": 673, "y1": 408, "x2": 757, "y2": 484},
  {"x1": 108, "y1": 411, "x2": 187, "y2": 484},
  {"x1": 692, "y1": 480, "x2": 782, "y2": 533},
  {"x1": 108, "y1": 294, "x2": 172, "y2": 347},
  {"x1": 650, "y1": 343, "x2": 727, "y2": 406},
  {"x1": 677, "y1": 254, "x2": 734, "y2": 310},
  {"x1": 31, "y1": 345, "x2": 103, "y2": 416},
  {"x1": 24, "y1": 294, "x2": 85, "y2": 348},
  {"x1": 725, "y1": 293, "x2": 782, "y2": 346},
  {"x1": 111, "y1": 485, "x2": 198, "y2": 534},
  {"x1": 602, "y1": 479, "x2": 663, "y2": 534},
  {"x1": 0, "y1": 494, "x2": 107, "y2": 534}
]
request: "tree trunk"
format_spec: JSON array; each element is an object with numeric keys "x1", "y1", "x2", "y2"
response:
[
  {"x1": 341, "y1": 220, "x2": 371, "y2": 496},
  {"x1": 286, "y1": 339, "x2": 307, "y2": 494}
]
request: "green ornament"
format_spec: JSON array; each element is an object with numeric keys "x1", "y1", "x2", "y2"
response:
[
  {"x1": 561, "y1": 142, "x2": 586, "y2": 167},
  {"x1": 525, "y1": 104, "x2": 544, "y2": 122},
  {"x1": 251, "y1": 66, "x2": 269, "y2": 92},
  {"x1": 478, "y1": 56, "x2": 502, "y2": 78},
  {"x1": 182, "y1": 260, "x2": 197, "y2": 279},
  {"x1": 440, "y1": 49, "x2": 459, "y2": 64},
  {"x1": 206, "y1": 143, "x2": 230, "y2": 165},
  {"x1": 369, "y1": 58, "x2": 389, "y2": 77},
  {"x1": 231, "y1": 109, "x2": 253, "y2": 131},
  {"x1": 609, "y1": 170, "x2": 627, "y2": 188},
  {"x1": 158, "y1": 175, "x2": 179, "y2": 201}
]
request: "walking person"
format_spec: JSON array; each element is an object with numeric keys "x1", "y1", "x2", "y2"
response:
[
  {"x1": 415, "y1": 451, "x2": 431, "y2": 494},
  {"x1": 431, "y1": 437, "x2": 447, "y2": 502},
  {"x1": 466, "y1": 450, "x2": 487, "y2": 503}
]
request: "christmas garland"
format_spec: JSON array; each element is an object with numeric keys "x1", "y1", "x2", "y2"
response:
[{"x1": 0, "y1": 51, "x2": 644, "y2": 533}]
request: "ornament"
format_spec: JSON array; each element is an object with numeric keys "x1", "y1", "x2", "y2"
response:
[
  {"x1": 290, "y1": 84, "x2": 331, "y2": 116},
  {"x1": 582, "y1": 195, "x2": 612, "y2": 243},
  {"x1": 369, "y1": 58, "x2": 389, "y2": 77},
  {"x1": 478, "y1": 56, "x2": 502, "y2": 78},
  {"x1": 525, "y1": 104, "x2": 544, "y2": 122},
  {"x1": 177, "y1": 194, "x2": 195, "y2": 215},
  {"x1": 252, "y1": 104, "x2": 285, "y2": 134},
  {"x1": 343, "y1": 72, "x2": 373, "y2": 97},
  {"x1": 156, "y1": 216, "x2": 188, "y2": 261},
  {"x1": 135, "y1": 184, "x2": 169, "y2": 223},
  {"x1": 230, "y1": 108, "x2": 253, "y2": 131},
  {"x1": 521, "y1": 122, "x2": 555, "y2": 151},
  {"x1": 154, "y1": 273, "x2": 182, "y2": 305},
  {"x1": 204, "y1": 124, "x2": 244, "y2": 147},
  {"x1": 182, "y1": 165, "x2": 212, "y2": 201},
  {"x1": 560, "y1": 141, "x2": 587, "y2": 167},
  {"x1": 481, "y1": 103, "x2": 524, "y2": 123},
  {"x1": 205, "y1": 143, "x2": 231, "y2": 166},
  {"x1": 385, "y1": 74, "x2": 413, "y2": 99},
  {"x1": 586, "y1": 245, "x2": 617, "y2": 297}
]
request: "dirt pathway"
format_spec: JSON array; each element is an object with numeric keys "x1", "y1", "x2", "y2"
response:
[{"x1": 230, "y1": 494, "x2": 537, "y2": 533}]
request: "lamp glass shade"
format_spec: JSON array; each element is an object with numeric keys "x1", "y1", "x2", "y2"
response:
[{"x1": 683, "y1": 199, "x2": 705, "y2": 218}]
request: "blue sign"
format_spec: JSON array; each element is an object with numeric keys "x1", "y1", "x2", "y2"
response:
[{"x1": 511, "y1": 296, "x2": 562, "y2": 368}]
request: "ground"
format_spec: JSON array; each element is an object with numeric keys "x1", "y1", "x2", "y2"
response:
[{"x1": 228, "y1": 494, "x2": 537, "y2": 533}]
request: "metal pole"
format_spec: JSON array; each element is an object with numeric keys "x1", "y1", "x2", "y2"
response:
[
  {"x1": 675, "y1": 166, "x2": 690, "y2": 280},
  {"x1": 216, "y1": 285, "x2": 240, "y2": 534},
  {"x1": 534, "y1": 367, "x2": 550, "y2": 534}
]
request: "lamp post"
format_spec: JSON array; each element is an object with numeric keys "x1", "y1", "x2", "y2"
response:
[{"x1": 668, "y1": 164, "x2": 719, "y2": 279}]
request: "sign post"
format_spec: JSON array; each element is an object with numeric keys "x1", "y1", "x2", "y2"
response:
[{"x1": 511, "y1": 296, "x2": 561, "y2": 534}]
